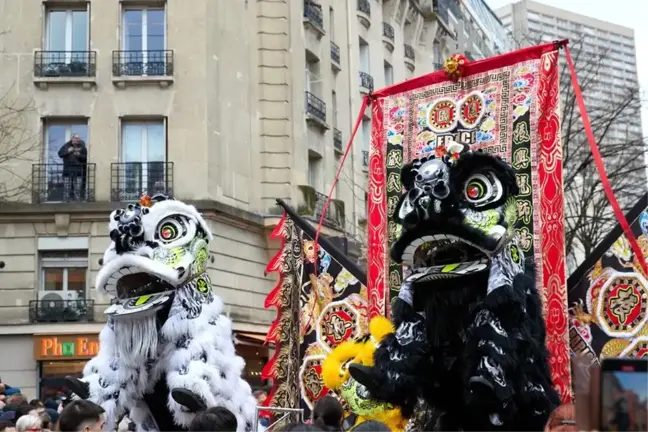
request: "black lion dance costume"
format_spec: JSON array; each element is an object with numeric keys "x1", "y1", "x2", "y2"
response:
[
  {"x1": 66, "y1": 195, "x2": 256, "y2": 432},
  {"x1": 347, "y1": 142, "x2": 559, "y2": 430}
]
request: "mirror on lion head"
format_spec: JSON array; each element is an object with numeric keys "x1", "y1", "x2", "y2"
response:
[
  {"x1": 391, "y1": 142, "x2": 519, "y2": 282},
  {"x1": 96, "y1": 194, "x2": 213, "y2": 319}
]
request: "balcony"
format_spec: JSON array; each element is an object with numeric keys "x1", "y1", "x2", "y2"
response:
[
  {"x1": 357, "y1": 0, "x2": 371, "y2": 28},
  {"x1": 359, "y1": 71, "x2": 374, "y2": 94},
  {"x1": 110, "y1": 162, "x2": 174, "y2": 202},
  {"x1": 304, "y1": 1, "x2": 325, "y2": 37},
  {"x1": 434, "y1": 0, "x2": 461, "y2": 35},
  {"x1": 362, "y1": 150, "x2": 369, "y2": 169},
  {"x1": 404, "y1": 44, "x2": 416, "y2": 71},
  {"x1": 32, "y1": 163, "x2": 96, "y2": 204},
  {"x1": 333, "y1": 128, "x2": 343, "y2": 153},
  {"x1": 331, "y1": 41, "x2": 341, "y2": 71},
  {"x1": 33, "y1": 51, "x2": 96, "y2": 89},
  {"x1": 112, "y1": 50, "x2": 174, "y2": 88},
  {"x1": 305, "y1": 91, "x2": 328, "y2": 130},
  {"x1": 382, "y1": 22, "x2": 395, "y2": 52},
  {"x1": 297, "y1": 185, "x2": 345, "y2": 230},
  {"x1": 29, "y1": 299, "x2": 95, "y2": 323}
]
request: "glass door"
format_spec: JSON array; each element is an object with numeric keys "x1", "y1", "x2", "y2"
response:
[{"x1": 123, "y1": 8, "x2": 166, "y2": 75}]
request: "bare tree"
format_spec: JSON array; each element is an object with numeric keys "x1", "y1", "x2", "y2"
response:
[
  {"x1": 556, "y1": 36, "x2": 646, "y2": 269},
  {"x1": 0, "y1": 85, "x2": 38, "y2": 203}
]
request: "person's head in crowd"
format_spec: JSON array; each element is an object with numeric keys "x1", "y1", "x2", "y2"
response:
[
  {"x1": 280, "y1": 424, "x2": 323, "y2": 432},
  {"x1": 57, "y1": 400, "x2": 105, "y2": 432},
  {"x1": 351, "y1": 420, "x2": 391, "y2": 431},
  {"x1": 42, "y1": 410, "x2": 57, "y2": 430},
  {"x1": 38, "y1": 411, "x2": 52, "y2": 432},
  {"x1": 0, "y1": 420, "x2": 13, "y2": 432},
  {"x1": 15, "y1": 414, "x2": 41, "y2": 432},
  {"x1": 41, "y1": 402, "x2": 57, "y2": 414},
  {"x1": 189, "y1": 406, "x2": 238, "y2": 432},
  {"x1": 253, "y1": 390, "x2": 268, "y2": 405},
  {"x1": 14, "y1": 405, "x2": 36, "y2": 426},
  {"x1": 5, "y1": 397, "x2": 26, "y2": 408},
  {"x1": 545, "y1": 403, "x2": 577, "y2": 432},
  {"x1": 312, "y1": 397, "x2": 343, "y2": 432}
]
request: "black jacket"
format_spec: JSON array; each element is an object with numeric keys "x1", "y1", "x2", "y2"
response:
[{"x1": 58, "y1": 140, "x2": 88, "y2": 176}]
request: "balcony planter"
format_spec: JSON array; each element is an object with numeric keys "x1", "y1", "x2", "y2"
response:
[{"x1": 357, "y1": 0, "x2": 371, "y2": 29}]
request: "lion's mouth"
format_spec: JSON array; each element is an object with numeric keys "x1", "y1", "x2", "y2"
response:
[
  {"x1": 402, "y1": 234, "x2": 486, "y2": 270},
  {"x1": 115, "y1": 271, "x2": 175, "y2": 299}
]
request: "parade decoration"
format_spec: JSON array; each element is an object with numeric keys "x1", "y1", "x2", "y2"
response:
[
  {"x1": 65, "y1": 195, "x2": 256, "y2": 432},
  {"x1": 367, "y1": 41, "x2": 571, "y2": 400},
  {"x1": 345, "y1": 143, "x2": 559, "y2": 430},
  {"x1": 321, "y1": 316, "x2": 408, "y2": 431},
  {"x1": 443, "y1": 53, "x2": 468, "y2": 81},
  {"x1": 568, "y1": 192, "x2": 648, "y2": 362},
  {"x1": 263, "y1": 201, "x2": 370, "y2": 417}
]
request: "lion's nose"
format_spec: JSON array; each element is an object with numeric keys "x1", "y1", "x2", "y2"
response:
[{"x1": 432, "y1": 180, "x2": 449, "y2": 199}]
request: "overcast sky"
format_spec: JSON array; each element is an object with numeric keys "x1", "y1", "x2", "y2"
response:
[{"x1": 485, "y1": 0, "x2": 648, "y2": 130}]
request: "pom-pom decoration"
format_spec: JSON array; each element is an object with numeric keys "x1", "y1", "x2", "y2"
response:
[
  {"x1": 444, "y1": 53, "x2": 469, "y2": 82},
  {"x1": 139, "y1": 193, "x2": 152, "y2": 207}
]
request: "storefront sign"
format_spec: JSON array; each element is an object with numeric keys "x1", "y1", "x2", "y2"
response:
[{"x1": 33, "y1": 334, "x2": 99, "y2": 360}]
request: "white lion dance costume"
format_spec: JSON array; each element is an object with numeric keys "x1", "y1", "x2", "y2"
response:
[{"x1": 66, "y1": 194, "x2": 256, "y2": 432}]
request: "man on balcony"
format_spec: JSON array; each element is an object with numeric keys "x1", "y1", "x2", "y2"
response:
[{"x1": 58, "y1": 134, "x2": 87, "y2": 201}]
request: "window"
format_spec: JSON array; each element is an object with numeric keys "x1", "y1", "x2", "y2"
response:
[
  {"x1": 45, "y1": 120, "x2": 88, "y2": 164},
  {"x1": 305, "y1": 55, "x2": 322, "y2": 95},
  {"x1": 384, "y1": 61, "x2": 393, "y2": 86},
  {"x1": 361, "y1": 117, "x2": 371, "y2": 168},
  {"x1": 359, "y1": 37, "x2": 370, "y2": 73},
  {"x1": 120, "y1": 120, "x2": 167, "y2": 200},
  {"x1": 46, "y1": 7, "x2": 88, "y2": 57},
  {"x1": 121, "y1": 7, "x2": 166, "y2": 73},
  {"x1": 308, "y1": 153, "x2": 321, "y2": 190},
  {"x1": 40, "y1": 252, "x2": 88, "y2": 297},
  {"x1": 43, "y1": 120, "x2": 89, "y2": 202},
  {"x1": 329, "y1": 7, "x2": 335, "y2": 41}
]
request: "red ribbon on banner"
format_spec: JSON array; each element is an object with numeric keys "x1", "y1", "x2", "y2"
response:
[
  {"x1": 304, "y1": 95, "x2": 371, "y2": 334},
  {"x1": 563, "y1": 44, "x2": 648, "y2": 276}
]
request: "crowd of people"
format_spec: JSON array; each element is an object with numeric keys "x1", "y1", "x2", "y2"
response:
[{"x1": 0, "y1": 374, "x2": 582, "y2": 432}]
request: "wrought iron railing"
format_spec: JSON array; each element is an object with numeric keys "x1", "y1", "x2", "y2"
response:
[
  {"x1": 382, "y1": 22, "x2": 395, "y2": 41},
  {"x1": 433, "y1": 62, "x2": 444, "y2": 70},
  {"x1": 305, "y1": 91, "x2": 326, "y2": 124},
  {"x1": 32, "y1": 163, "x2": 96, "y2": 204},
  {"x1": 29, "y1": 299, "x2": 95, "y2": 323},
  {"x1": 357, "y1": 0, "x2": 371, "y2": 16},
  {"x1": 110, "y1": 162, "x2": 174, "y2": 202},
  {"x1": 34, "y1": 51, "x2": 97, "y2": 78},
  {"x1": 331, "y1": 41, "x2": 341, "y2": 65},
  {"x1": 314, "y1": 191, "x2": 341, "y2": 228},
  {"x1": 112, "y1": 50, "x2": 174, "y2": 77},
  {"x1": 404, "y1": 44, "x2": 416, "y2": 61},
  {"x1": 333, "y1": 128, "x2": 342, "y2": 152},
  {"x1": 362, "y1": 150, "x2": 369, "y2": 168},
  {"x1": 304, "y1": 1, "x2": 324, "y2": 29},
  {"x1": 359, "y1": 71, "x2": 374, "y2": 92}
]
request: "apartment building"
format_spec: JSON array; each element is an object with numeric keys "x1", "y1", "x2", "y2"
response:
[{"x1": 0, "y1": 0, "x2": 502, "y2": 398}]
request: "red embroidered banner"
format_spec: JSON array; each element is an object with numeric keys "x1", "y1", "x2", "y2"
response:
[{"x1": 366, "y1": 42, "x2": 572, "y2": 401}]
